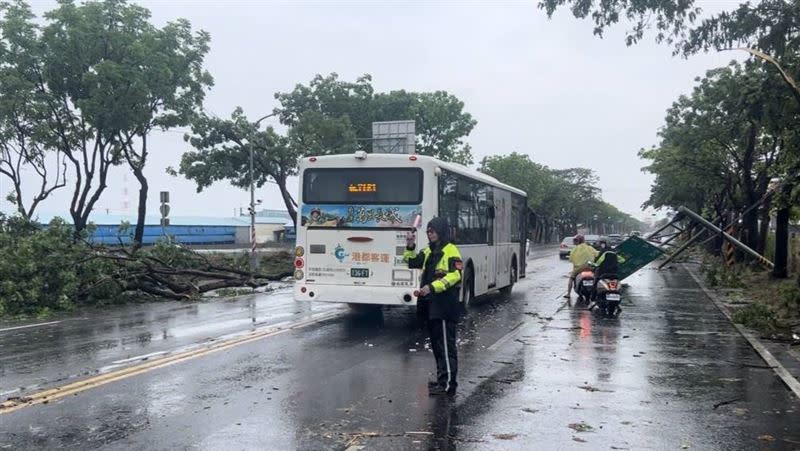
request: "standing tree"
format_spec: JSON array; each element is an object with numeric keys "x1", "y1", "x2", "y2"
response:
[
  {"x1": 43, "y1": 0, "x2": 212, "y2": 245},
  {"x1": 0, "y1": 1, "x2": 67, "y2": 220},
  {"x1": 175, "y1": 74, "x2": 478, "y2": 224},
  {"x1": 275, "y1": 73, "x2": 477, "y2": 165},
  {"x1": 479, "y1": 152, "x2": 641, "y2": 239},
  {"x1": 0, "y1": 0, "x2": 211, "y2": 243},
  {"x1": 171, "y1": 108, "x2": 338, "y2": 224},
  {"x1": 646, "y1": 63, "x2": 790, "y2": 251},
  {"x1": 539, "y1": 0, "x2": 800, "y2": 277}
]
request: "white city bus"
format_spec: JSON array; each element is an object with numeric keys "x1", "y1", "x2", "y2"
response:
[{"x1": 292, "y1": 151, "x2": 528, "y2": 308}]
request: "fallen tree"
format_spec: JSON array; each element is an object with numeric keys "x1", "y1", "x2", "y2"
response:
[
  {"x1": 82, "y1": 244, "x2": 293, "y2": 301},
  {"x1": 0, "y1": 215, "x2": 293, "y2": 316}
]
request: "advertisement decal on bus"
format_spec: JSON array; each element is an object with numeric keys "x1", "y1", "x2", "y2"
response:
[{"x1": 300, "y1": 204, "x2": 421, "y2": 228}]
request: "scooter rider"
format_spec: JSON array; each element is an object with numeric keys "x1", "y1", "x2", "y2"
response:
[
  {"x1": 593, "y1": 246, "x2": 626, "y2": 278},
  {"x1": 404, "y1": 217, "x2": 463, "y2": 397},
  {"x1": 591, "y1": 246, "x2": 627, "y2": 300},
  {"x1": 565, "y1": 234, "x2": 599, "y2": 299}
]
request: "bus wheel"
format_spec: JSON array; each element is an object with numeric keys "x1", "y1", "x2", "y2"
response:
[
  {"x1": 461, "y1": 266, "x2": 475, "y2": 308},
  {"x1": 500, "y1": 260, "x2": 517, "y2": 296}
]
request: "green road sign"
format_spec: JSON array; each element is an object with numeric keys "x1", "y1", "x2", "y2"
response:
[{"x1": 614, "y1": 236, "x2": 664, "y2": 280}]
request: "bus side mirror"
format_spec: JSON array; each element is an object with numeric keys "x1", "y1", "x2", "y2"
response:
[{"x1": 487, "y1": 206, "x2": 495, "y2": 218}]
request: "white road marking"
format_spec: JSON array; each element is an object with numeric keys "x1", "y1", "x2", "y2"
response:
[
  {"x1": 0, "y1": 321, "x2": 62, "y2": 333},
  {"x1": 488, "y1": 321, "x2": 525, "y2": 351}
]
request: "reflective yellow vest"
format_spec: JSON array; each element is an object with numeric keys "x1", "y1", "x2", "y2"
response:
[{"x1": 403, "y1": 243, "x2": 463, "y2": 293}]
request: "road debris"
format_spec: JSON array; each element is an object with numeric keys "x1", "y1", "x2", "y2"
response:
[
  {"x1": 568, "y1": 422, "x2": 594, "y2": 433},
  {"x1": 492, "y1": 433, "x2": 518, "y2": 440},
  {"x1": 712, "y1": 398, "x2": 742, "y2": 409}
]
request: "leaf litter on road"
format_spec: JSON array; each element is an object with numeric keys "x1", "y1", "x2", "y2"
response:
[
  {"x1": 492, "y1": 433, "x2": 518, "y2": 440},
  {"x1": 568, "y1": 422, "x2": 594, "y2": 433},
  {"x1": 577, "y1": 384, "x2": 614, "y2": 393}
]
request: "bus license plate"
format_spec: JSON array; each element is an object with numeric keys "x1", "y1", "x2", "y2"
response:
[
  {"x1": 582, "y1": 280, "x2": 593, "y2": 286},
  {"x1": 351, "y1": 268, "x2": 370, "y2": 278},
  {"x1": 606, "y1": 293, "x2": 621, "y2": 301}
]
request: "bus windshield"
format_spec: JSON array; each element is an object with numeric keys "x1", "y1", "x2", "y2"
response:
[{"x1": 303, "y1": 168, "x2": 422, "y2": 205}]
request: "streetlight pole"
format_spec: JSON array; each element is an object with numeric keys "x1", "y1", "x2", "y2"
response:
[
  {"x1": 248, "y1": 111, "x2": 279, "y2": 274},
  {"x1": 249, "y1": 140, "x2": 257, "y2": 273}
]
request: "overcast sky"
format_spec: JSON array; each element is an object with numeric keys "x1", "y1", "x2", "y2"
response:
[{"x1": 3, "y1": 0, "x2": 742, "y2": 222}]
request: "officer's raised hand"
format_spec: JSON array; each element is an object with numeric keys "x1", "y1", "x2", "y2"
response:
[{"x1": 405, "y1": 231, "x2": 416, "y2": 249}]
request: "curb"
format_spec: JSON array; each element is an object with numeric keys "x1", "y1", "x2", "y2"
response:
[{"x1": 683, "y1": 263, "x2": 800, "y2": 400}]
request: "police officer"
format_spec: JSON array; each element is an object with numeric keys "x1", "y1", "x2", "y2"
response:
[{"x1": 404, "y1": 217, "x2": 463, "y2": 396}]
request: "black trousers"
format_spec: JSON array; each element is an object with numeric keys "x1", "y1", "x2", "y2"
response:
[{"x1": 428, "y1": 318, "x2": 458, "y2": 390}]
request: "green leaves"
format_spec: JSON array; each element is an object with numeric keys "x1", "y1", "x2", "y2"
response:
[
  {"x1": 0, "y1": 215, "x2": 111, "y2": 316},
  {"x1": 176, "y1": 108, "x2": 300, "y2": 222},
  {"x1": 537, "y1": 0, "x2": 699, "y2": 49},
  {"x1": 537, "y1": 0, "x2": 800, "y2": 59},
  {"x1": 274, "y1": 73, "x2": 476, "y2": 163},
  {"x1": 177, "y1": 74, "x2": 478, "y2": 224},
  {"x1": 178, "y1": 109, "x2": 295, "y2": 192},
  {"x1": 0, "y1": 0, "x2": 211, "y2": 234},
  {"x1": 479, "y1": 152, "x2": 640, "y2": 232},
  {"x1": 642, "y1": 61, "x2": 797, "y2": 216}
]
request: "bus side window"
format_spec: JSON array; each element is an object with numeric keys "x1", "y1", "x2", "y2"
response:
[
  {"x1": 439, "y1": 170, "x2": 458, "y2": 240},
  {"x1": 438, "y1": 169, "x2": 496, "y2": 246}
]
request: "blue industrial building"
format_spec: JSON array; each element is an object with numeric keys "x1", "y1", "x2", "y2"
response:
[
  {"x1": 34, "y1": 209, "x2": 296, "y2": 246},
  {"x1": 35, "y1": 213, "x2": 250, "y2": 246}
]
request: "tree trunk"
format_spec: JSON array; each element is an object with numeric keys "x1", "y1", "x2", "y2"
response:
[
  {"x1": 132, "y1": 167, "x2": 148, "y2": 249},
  {"x1": 757, "y1": 203, "x2": 771, "y2": 255},
  {"x1": 741, "y1": 209, "x2": 758, "y2": 252},
  {"x1": 739, "y1": 123, "x2": 759, "y2": 252},
  {"x1": 773, "y1": 207, "x2": 789, "y2": 279},
  {"x1": 275, "y1": 174, "x2": 297, "y2": 225},
  {"x1": 72, "y1": 213, "x2": 88, "y2": 237}
]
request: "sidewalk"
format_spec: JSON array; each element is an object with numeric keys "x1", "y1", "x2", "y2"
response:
[{"x1": 683, "y1": 262, "x2": 800, "y2": 399}]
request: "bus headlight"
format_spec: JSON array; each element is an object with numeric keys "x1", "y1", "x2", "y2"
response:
[
  {"x1": 294, "y1": 246, "x2": 305, "y2": 257},
  {"x1": 294, "y1": 269, "x2": 304, "y2": 280}
]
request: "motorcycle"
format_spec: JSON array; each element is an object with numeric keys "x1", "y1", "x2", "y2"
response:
[
  {"x1": 572, "y1": 268, "x2": 595, "y2": 303},
  {"x1": 589, "y1": 263, "x2": 622, "y2": 317}
]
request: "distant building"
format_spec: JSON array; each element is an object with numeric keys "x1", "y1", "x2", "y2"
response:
[
  {"x1": 30, "y1": 207, "x2": 297, "y2": 246},
  {"x1": 34, "y1": 213, "x2": 250, "y2": 246},
  {"x1": 241, "y1": 208, "x2": 295, "y2": 243}
]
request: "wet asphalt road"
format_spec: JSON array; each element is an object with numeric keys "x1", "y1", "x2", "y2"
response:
[{"x1": 1, "y1": 247, "x2": 799, "y2": 450}]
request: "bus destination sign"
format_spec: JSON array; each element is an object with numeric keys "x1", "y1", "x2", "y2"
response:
[{"x1": 348, "y1": 183, "x2": 377, "y2": 193}]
